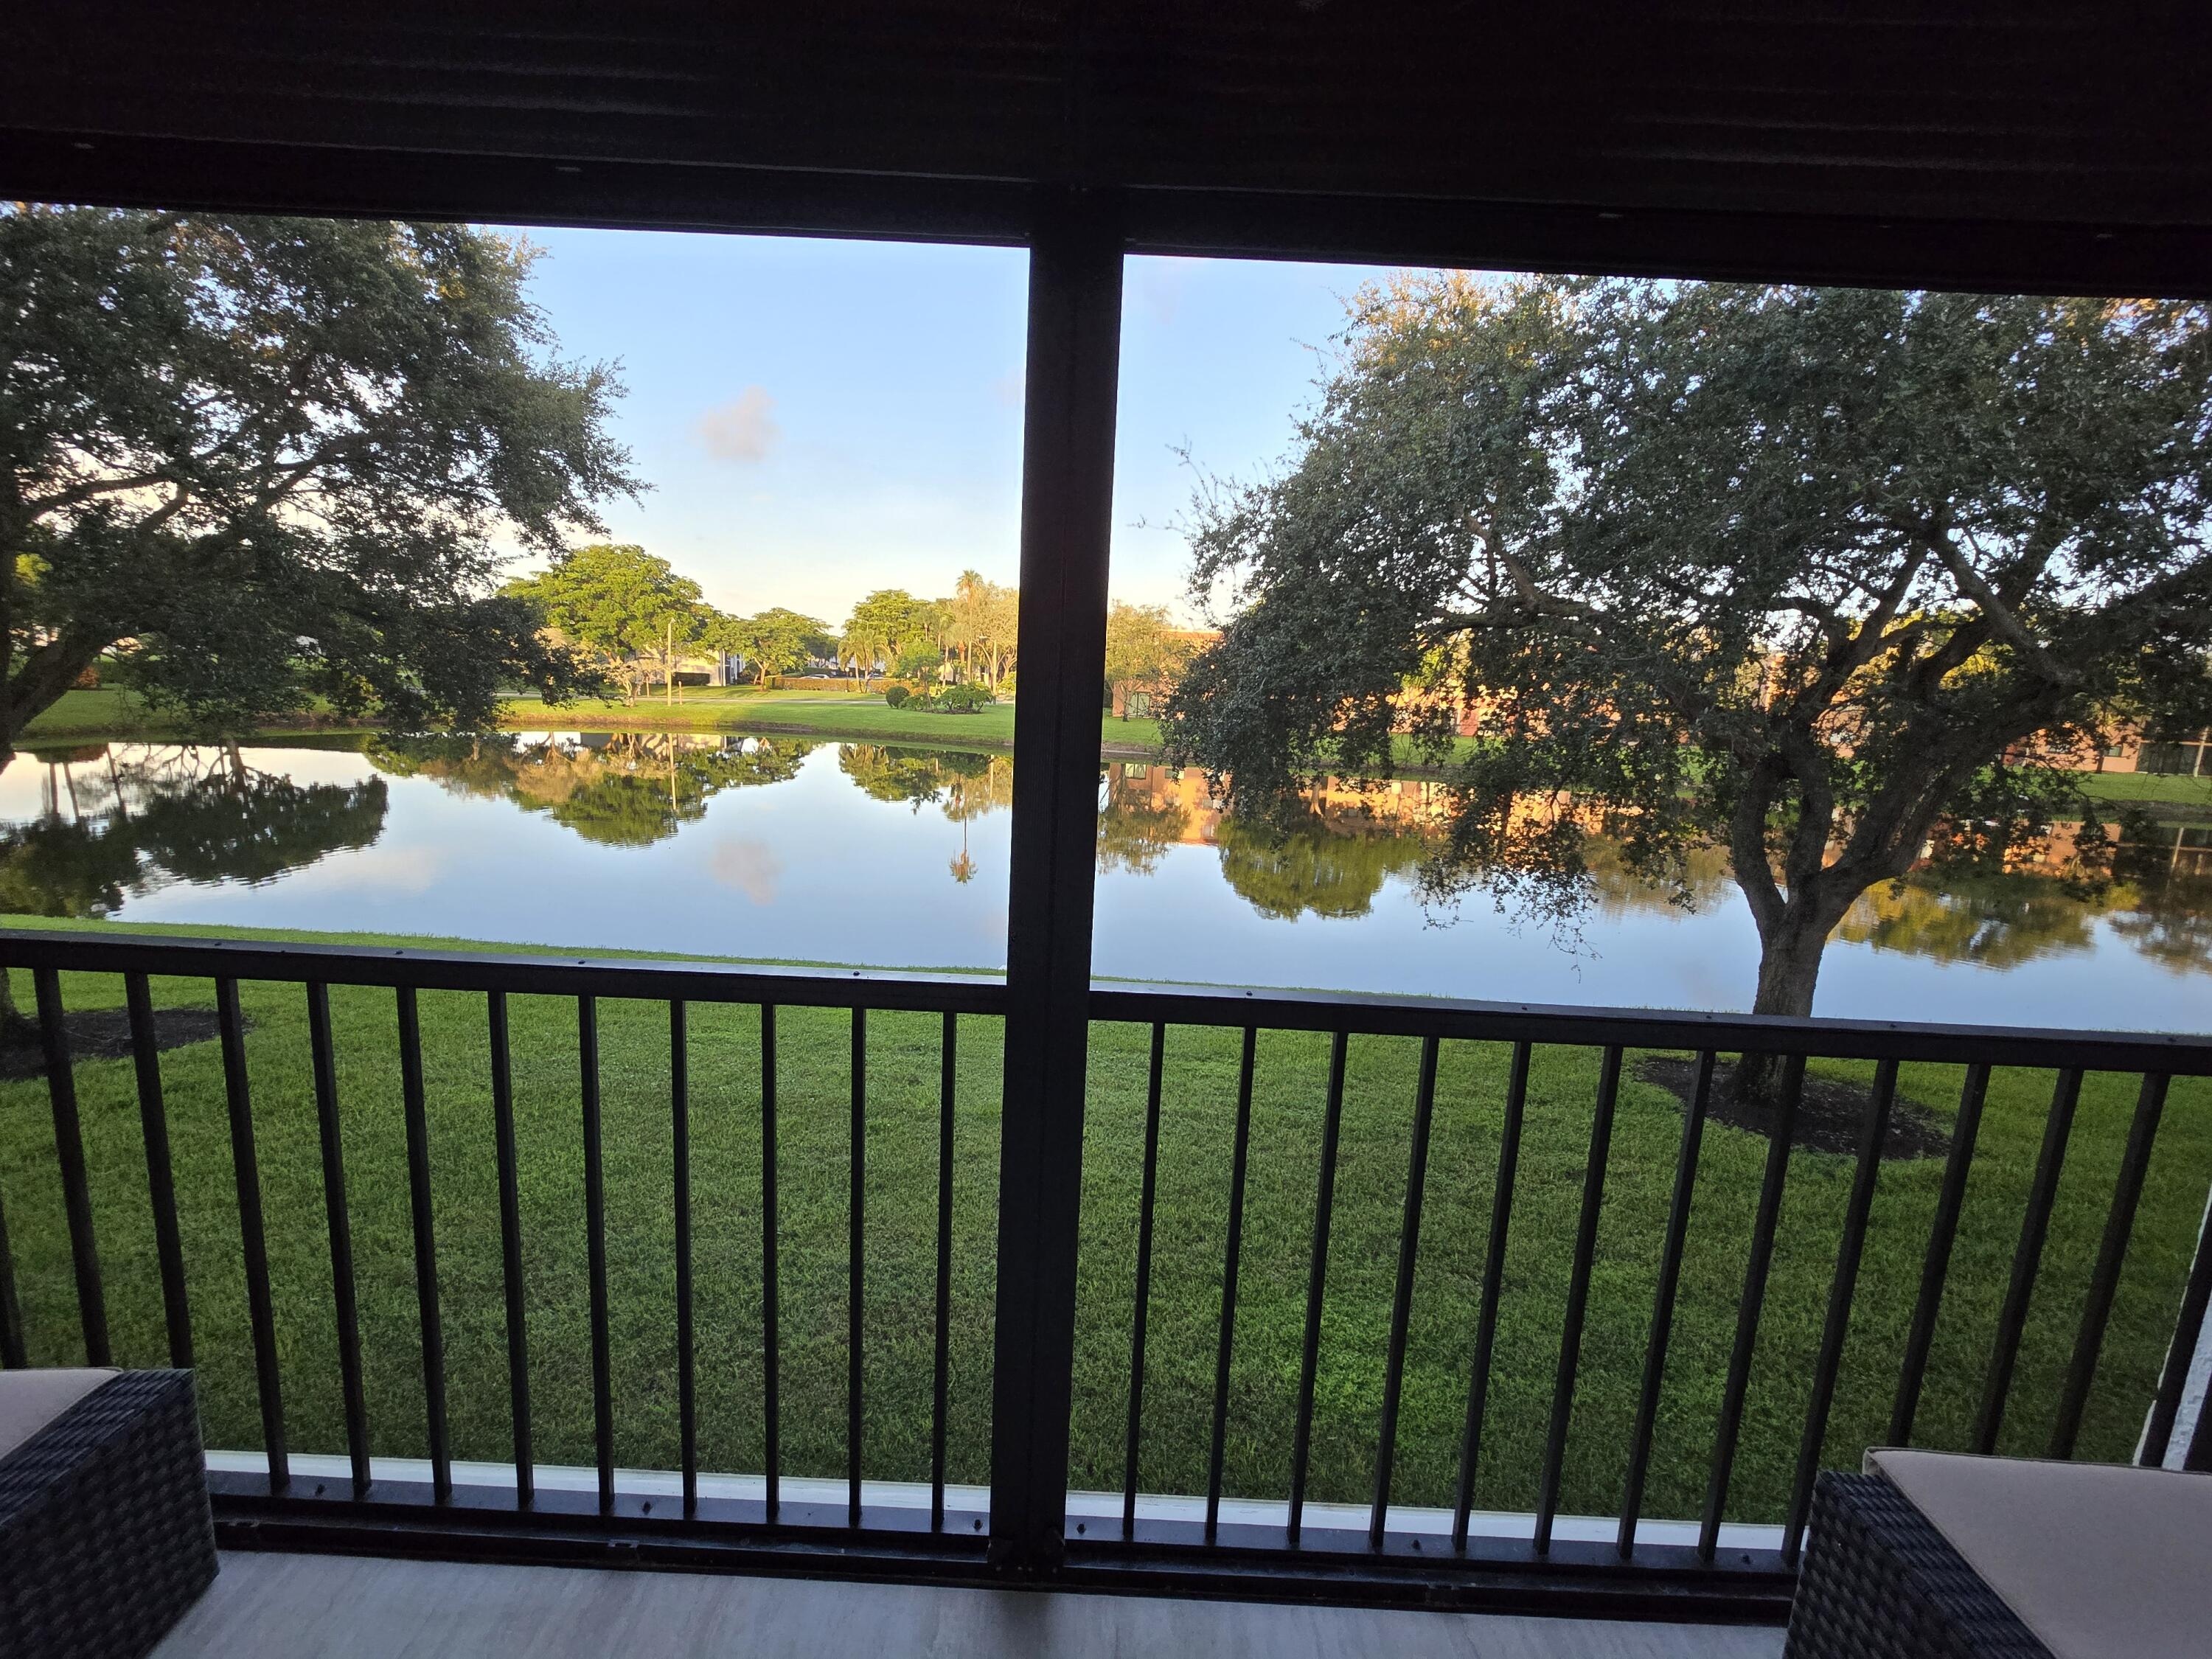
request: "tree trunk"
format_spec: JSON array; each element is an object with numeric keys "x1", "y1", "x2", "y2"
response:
[
  {"x1": 1733, "y1": 905, "x2": 1829, "y2": 1106},
  {"x1": 0, "y1": 973, "x2": 38, "y2": 1051}
]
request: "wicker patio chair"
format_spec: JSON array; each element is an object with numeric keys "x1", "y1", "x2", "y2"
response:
[
  {"x1": 1787, "y1": 1450, "x2": 2210, "y2": 1659},
  {"x1": 0, "y1": 1369, "x2": 218, "y2": 1659}
]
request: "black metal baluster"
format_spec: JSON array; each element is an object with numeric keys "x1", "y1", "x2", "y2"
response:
[
  {"x1": 1534, "y1": 1044, "x2": 1621, "y2": 1557},
  {"x1": 1121, "y1": 1022, "x2": 1167, "y2": 1541},
  {"x1": 125, "y1": 973, "x2": 192, "y2": 1369},
  {"x1": 849, "y1": 1006, "x2": 866, "y2": 1529},
  {"x1": 217, "y1": 977, "x2": 286, "y2": 1491},
  {"x1": 1617, "y1": 1048, "x2": 1712, "y2": 1559},
  {"x1": 397, "y1": 987, "x2": 450, "y2": 1503},
  {"x1": 1890, "y1": 1063, "x2": 1990, "y2": 1446},
  {"x1": 761, "y1": 1003, "x2": 781, "y2": 1520},
  {"x1": 2142, "y1": 1188, "x2": 2212, "y2": 1467},
  {"x1": 487, "y1": 991, "x2": 533, "y2": 1508},
  {"x1": 1699, "y1": 1051, "x2": 1804, "y2": 1560},
  {"x1": 672, "y1": 1000, "x2": 697, "y2": 1515},
  {"x1": 1454, "y1": 1039, "x2": 1530, "y2": 1551},
  {"x1": 932, "y1": 1011, "x2": 958, "y2": 1533},
  {"x1": 34, "y1": 968, "x2": 107, "y2": 1364},
  {"x1": 2051, "y1": 1074, "x2": 2168, "y2": 1459},
  {"x1": 580, "y1": 995, "x2": 613, "y2": 1514},
  {"x1": 1287, "y1": 1029, "x2": 1349, "y2": 1545},
  {"x1": 307, "y1": 984, "x2": 370, "y2": 1495},
  {"x1": 1782, "y1": 1058, "x2": 1896, "y2": 1564},
  {"x1": 1203, "y1": 1026, "x2": 1258, "y2": 1543},
  {"x1": 1370, "y1": 1035, "x2": 1442, "y2": 1550},
  {"x1": 0, "y1": 1164, "x2": 21, "y2": 1368},
  {"x1": 1974, "y1": 1068, "x2": 2081, "y2": 1455}
]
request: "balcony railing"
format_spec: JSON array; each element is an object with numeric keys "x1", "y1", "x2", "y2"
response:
[{"x1": 1, "y1": 928, "x2": 2208, "y2": 1622}]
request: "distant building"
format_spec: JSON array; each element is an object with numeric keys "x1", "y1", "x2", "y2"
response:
[
  {"x1": 1108, "y1": 628, "x2": 1220, "y2": 718},
  {"x1": 2014, "y1": 721, "x2": 2212, "y2": 777},
  {"x1": 664, "y1": 648, "x2": 741, "y2": 688}
]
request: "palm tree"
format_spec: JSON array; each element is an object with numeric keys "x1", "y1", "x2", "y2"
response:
[{"x1": 950, "y1": 570, "x2": 990, "y2": 684}]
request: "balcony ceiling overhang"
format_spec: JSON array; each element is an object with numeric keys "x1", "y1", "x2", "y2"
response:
[{"x1": 4, "y1": 1, "x2": 2210, "y2": 292}]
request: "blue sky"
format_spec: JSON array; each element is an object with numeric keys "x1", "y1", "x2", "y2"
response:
[{"x1": 503, "y1": 226, "x2": 1391, "y2": 623}]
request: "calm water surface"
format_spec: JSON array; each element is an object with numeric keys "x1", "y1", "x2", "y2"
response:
[{"x1": 1, "y1": 734, "x2": 2205, "y2": 1033}]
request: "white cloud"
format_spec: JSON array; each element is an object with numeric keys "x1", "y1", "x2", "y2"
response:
[
  {"x1": 696, "y1": 386, "x2": 780, "y2": 463},
  {"x1": 1133, "y1": 259, "x2": 1194, "y2": 327}
]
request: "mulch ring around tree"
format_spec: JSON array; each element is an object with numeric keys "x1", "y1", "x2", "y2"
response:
[
  {"x1": 0, "y1": 1007, "x2": 232, "y2": 1083},
  {"x1": 1637, "y1": 1055, "x2": 1950, "y2": 1161}
]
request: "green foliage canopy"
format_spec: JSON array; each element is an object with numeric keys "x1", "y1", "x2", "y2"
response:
[
  {"x1": 1104, "y1": 601, "x2": 1197, "y2": 709},
  {"x1": 0, "y1": 206, "x2": 639, "y2": 753},
  {"x1": 506, "y1": 543, "x2": 703, "y2": 703},
  {"x1": 712, "y1": 607, "x2": 830, "y2": 684},
  {"x1": 1164, "y1": 275, "x2": 2212, "y2": 1023}
]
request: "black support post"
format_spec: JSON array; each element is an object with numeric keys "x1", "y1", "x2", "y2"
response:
[{"x1": 987, "y1": 187, "x2": 1121, "y2": 1574}]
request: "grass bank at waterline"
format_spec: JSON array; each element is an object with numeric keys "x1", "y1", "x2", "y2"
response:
[
  {"x1": 1, "y1": 917, "x2": 2205, "y2": 1524},
  {"x1": 23, "y1": 686, "x2": 2212, "y2": 813},
  {"x1": 18, "y1": 684, "x2": 1166, "y2": 760}
]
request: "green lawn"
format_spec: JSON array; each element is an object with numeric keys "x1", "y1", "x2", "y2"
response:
[
  {"x1": 494, "y1": 689, "x2": 1170, "y2": 755},
  {"x1": 497, "y1": 689, "x2": 1026, "y2": 747},
  {"x1": 2075, "y1": 768, "x2": 2212, "y2": 811},
  {"x1": 2, "y1": 918, "x2": 2204, "y2": 1523},
  {"x1": 18, "y1": 685, "x2": 1166, "y2": 759},
  {"x1": 27, "y1": 688, "x2": 2212, "y2": 812},
  {"x1": 21, "y1": 687, "x2": 372, "y2": 743}
]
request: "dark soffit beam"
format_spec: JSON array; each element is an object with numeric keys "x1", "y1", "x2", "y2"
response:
[
  {"x1": 6, "y1": 127, "x2": 2211, "y2": 298},
  {"x1": 1122, "y1": 189, "x2": 2212, "y2": 300},
  {"x1": 0, "y1": 129, "x2": 1034, "y2": 248}
]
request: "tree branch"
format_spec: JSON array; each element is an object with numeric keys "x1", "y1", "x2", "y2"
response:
[{"x1": 1931, "y1": 531, "x2": 2073, "y2": 684}]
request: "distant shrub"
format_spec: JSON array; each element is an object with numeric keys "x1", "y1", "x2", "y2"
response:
[
  {"x1": 929, "y1": 683, "x2": 995, "y2": 714},
  {"x1": 883, "y1": 684, "x2": 911, "y2": 709}
]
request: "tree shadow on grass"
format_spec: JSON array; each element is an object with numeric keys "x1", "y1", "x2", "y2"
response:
[
  {"x1": 0, "y1": 1007, "x2": 229, "y2": 1082},
  {"x1": 1638, "y1": 1054, "x2": 1950, "y2": 1161}
]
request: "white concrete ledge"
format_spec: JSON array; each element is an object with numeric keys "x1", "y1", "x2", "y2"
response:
[{"x1": 203, "y1": 1451, "x2": 1785, "y2": 1552}]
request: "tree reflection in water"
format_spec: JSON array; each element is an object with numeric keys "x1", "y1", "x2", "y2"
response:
[
  {"x1": 1214, "y1": 817, "x2": 1425, "y2": 920},
  {"x1": 0, "y1": 742, "x2": 387, "y2": 919},
  {"x1": 368, "y1": 731, "x2": 807, "y2": 847},
  {"x1": 4, "y1": 737, "x2": 2202, "y2": 981},
  {"x1": 1093, "y1": 759, "x2": 2212, "y2": 969},
  {"x1": 837, "y1": 745, "x2": 1012, "y2": 884}
]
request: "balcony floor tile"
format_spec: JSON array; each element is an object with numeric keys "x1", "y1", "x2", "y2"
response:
[{"x1": 153, "y1": 1551, "x2": 1784, "y2": 1658}]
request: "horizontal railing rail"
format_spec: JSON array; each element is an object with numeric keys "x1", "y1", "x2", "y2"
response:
[
  {"x1": 2, "y1": 926, "x2": 2208, "y2": 1619},
  {"x1": 10, "y1": 931, "x2": 2208, "y2": 1070},
  {"x1": 0, "y1": 931, "x2": 1008, "y2": 1015},
  {"x1": 1089, "y1": 981, "x2": 2212, "y2": 1074}
]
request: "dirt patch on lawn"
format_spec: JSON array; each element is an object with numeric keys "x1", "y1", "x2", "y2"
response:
[
  {"x1": 0, "y1": 1007, "x2": 229, "y2": 1082},
  {"x1": 1637, "y1": 1055, "x2": 1950, "y2": 1161}
]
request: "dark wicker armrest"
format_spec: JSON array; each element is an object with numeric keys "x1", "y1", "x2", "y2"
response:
[
  {"x1": 1785, "y1": 1471, "x2": 2051, "y2": 1659},
  {"x1": 0, "y1": 1369, "x2": 218, "y2": 1659}
]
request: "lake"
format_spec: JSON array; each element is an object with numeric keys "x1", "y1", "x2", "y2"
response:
[{"x1": 3, "y1": 732, "x2": 2207, "y2": 1033}]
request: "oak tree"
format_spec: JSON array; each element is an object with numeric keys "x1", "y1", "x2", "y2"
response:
[
  {"x1": 1, "y1": 206, "x2": 638, "y2": 755},
  {"x1": 1164, "y1": 275, "x2": 2212, "y2": 1078}
]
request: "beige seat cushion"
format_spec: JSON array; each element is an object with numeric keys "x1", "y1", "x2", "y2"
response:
[
  {"x1": 0, "y1": 1366, "x2": 117, "y2": 1462},
  {"x1": 1867, "y1": 1447, "x2": 2212, "y2": 1659}
]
